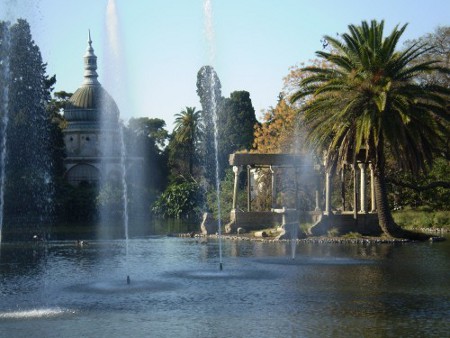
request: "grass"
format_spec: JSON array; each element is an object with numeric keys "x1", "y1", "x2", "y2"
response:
[{"x1": 393, "y1": 209, "x2": 450, "y2": 231}]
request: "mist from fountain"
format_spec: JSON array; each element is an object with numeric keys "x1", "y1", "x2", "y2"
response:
[
  {"x1": 203, "y1": 0, "x2": 223, "y2": 271},
  {"x1": 0, "y1": 25, "x2": 10, "y2": 244},
  {"x1": 290, "y1": 222, "x2": 298, "y2": 259},
  {"x1": 103, "y1": 0, "x2": 130, "y2": 283},
  {"x1": 119, "y1": 123, "x2": 130, "y2": 281}
]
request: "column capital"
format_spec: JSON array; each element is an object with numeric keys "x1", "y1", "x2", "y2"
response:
[{"x1": 232, "y1": 165, "x2": 241, "y2": 174}]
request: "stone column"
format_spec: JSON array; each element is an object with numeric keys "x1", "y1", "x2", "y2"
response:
[
  {"x1": 341, "y1": 165, "x2": 346, "y2": 211},
  {"x1": 314, "y1": 165, "x2": 321, "y2": 211},
  {"x1": 325, "y1": 170, "x2": 332, "y2": 215},
  {"x1": 270, "y1": 166, "x2": 275, "y2": 209},
  {"x1": 369, "y1": 163, "x2": 376, "y2": 213},
  {"x1": 247, "y1": 165, "x2": 252, "y2": 212},
  {"x1": 351, "y1": 164, "x2": 358, "y2": 220},
  {"x1": 232, "y1": 166, "x2": 241, "y2": 210},
  {"x1": 359, "y1": 162, "x2": 367, "y2": 213},
  {"x1": 294, "y1": 167, "x2": 299, "y2": 211}
]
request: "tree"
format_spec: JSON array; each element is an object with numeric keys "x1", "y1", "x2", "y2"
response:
[
  {"x1": 152, "y1": 181, "x2": 204, "y2": 219},
  {"x1": 128, "y1": 117, "x2": 168, "y2": 151},
  {"x1": 173, "y1": 107, "x2": 202, "y2": 176},
  {"x1": 217, "y1": 91, "x2": 257, "y2": 178},
  {"x1": 253, "y1": 95, "x2": 299, "y2": 154},
  {"x1": 126, "y1": 117, "x2": 169, "y2": 209},
  {"x1": 382, "y1": 26, "x2": 450, "y2": 209},
  {"x1": 1, "y1": 19, "x2": 57, "y2": 229},
  {"x1": 291, "y1": 20, "x2": 450, "y2": 239},
  {"x1": 403, "y1": 26, "x2": 450, "y2": 87}
]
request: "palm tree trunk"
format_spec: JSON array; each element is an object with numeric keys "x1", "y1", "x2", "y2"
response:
[
  {"x1": 371, "y1": 136, "x2": 431, "y2": 240},
  {"x1": 373, "y1": 163, "x2": 429, "y2": 240},
  {"x1": 372, "y1": 163, "x2": 402, "y2": 237}
]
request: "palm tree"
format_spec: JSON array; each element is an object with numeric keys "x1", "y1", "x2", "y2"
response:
[
  {"x1": 173, "y1": 107, "x2": 202, "y2": 176},
  {"x1": 291, "y1": 20, "x2": 450, "y2": 239}
]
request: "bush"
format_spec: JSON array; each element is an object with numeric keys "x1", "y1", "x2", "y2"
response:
[{"x1": 152, "y1": 180, "x2": 204, "y2": 219}]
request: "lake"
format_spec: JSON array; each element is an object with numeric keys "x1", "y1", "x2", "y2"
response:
[{"x1": 0, "y1": 235, "x2": 449, "y2": 337}]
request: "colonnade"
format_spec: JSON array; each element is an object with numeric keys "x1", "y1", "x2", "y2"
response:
[
  {"x1": 324, "y1": 162, "x2": 377, "y2": 216},
  {"x1": 231, "y1": 164, "x2": 321, "y2": 212},
  {"x1": 231, "y1": 161, "x2": 377, "y2": 216}
]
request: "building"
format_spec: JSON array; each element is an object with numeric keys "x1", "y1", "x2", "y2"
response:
[{"x1": 63, "y1": 32, "x2": 123, "y2": 185}]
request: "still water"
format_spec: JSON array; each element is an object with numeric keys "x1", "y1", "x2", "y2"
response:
[{"x1": 0, "y1": 236, "x2": 449, "y2": 338}]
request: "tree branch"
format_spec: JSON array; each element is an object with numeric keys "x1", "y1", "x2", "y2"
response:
[{"x1": 387, "y1": 178, "x2": 450, "y2": 192}]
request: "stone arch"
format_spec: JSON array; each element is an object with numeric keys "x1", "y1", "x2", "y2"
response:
[{"x1": 66, "y1": 163, "x2": 100, "y2": 186}]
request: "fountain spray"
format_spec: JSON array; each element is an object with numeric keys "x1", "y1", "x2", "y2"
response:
[
  {"x1": 0, "y1": 25, "x2": 10, "y2": 244},
  {"x1": 204, "y1": 0, "x2": 223, "y2": 271},
  {"x1": 104, "y1": 0, "x2": 130, "y2": 284}
]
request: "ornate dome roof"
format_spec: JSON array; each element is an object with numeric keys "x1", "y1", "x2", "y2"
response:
[
  {"x1": 65, "y1": 85, "x2": 120, "y2": 122},
  {"x1": 64, "y1": 32, "x2": 119, "y2": 123}
]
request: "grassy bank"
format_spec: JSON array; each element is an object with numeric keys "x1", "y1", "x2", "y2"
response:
[{"x1": 393, "y1": 209, "x2": 450, "y2": 231}]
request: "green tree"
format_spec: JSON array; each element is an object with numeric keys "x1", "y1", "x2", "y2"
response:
[
  {"x1": 152, "y1": 181, "x2": 204, "y2": 219},
  {"x1": 291, "y1": 20, "x2": 450, "y2": 239},
  {"x1": 128, "y1": 117, "x2": 168, "y2": 151},
  {"x1": 403, "y1": 26, "x2": 450, "y2": 87},
  {"x1": 173, "y1": 107, "x2": 202, "y2": 176},
  {"x1": 382, "y1": 27, "x2": 450, "y2": 209},
  {"x1": 126, "y1": 117, "x2": 169, "y2": 220},
  {"x1": 217, "y1": 91, "x2": 257, "y2": 178},
  {"x1": 1, "y1": 19, "x2": 57, "y2": 229}
]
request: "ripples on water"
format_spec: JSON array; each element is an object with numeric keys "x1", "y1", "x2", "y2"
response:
[{"x1": 0, "y1": 237, "x2": 449, "y2": 337}]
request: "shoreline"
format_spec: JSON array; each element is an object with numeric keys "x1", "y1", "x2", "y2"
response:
[{"x1": 175, "y1": 228, "x2": 448, "y2": 243}]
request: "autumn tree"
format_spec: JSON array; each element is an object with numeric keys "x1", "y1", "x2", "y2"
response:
[{"x1": 253, "y1": 95, "x2": 299, "y2": 154}]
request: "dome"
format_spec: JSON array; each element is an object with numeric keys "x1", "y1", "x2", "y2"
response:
[
  {"x1": 64, "y1": 32, "x2": 120, "y2": 124},
  {"x1": 64, "y1": 85, "x2": 120, "y2": 122}
]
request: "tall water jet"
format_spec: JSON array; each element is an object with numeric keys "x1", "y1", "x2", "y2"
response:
[
  {"x1": 0, "y1": 23, "x2": 10, "y2": 243},
  {"x1": 104, "y1": 0, "x2": 130, "y2": 283},
  {"x1": 203, "y1": 0, "x2": 223, "y2": 271},
  {"x1": 119, "y1": 123, "x2": 129, "y2": 281}
]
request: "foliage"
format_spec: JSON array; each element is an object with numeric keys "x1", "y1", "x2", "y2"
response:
[
  {"x1": 384, "y1": 27, "x2": 450, "y2": 211},
  {"x1": 386, "y1": 157, "x2": 450, "y2": 210},
  {"x1": 404, "y1": 26, "x2": 450, "y2": 161},
  {"x1": 170, "y1": 107, "x2": 202, "y2": 177},
  {"x1": 290, "y1": 20, "x2": 450, "y2": 238},
  {"x1": 152, "y1": 180, "x2": 204, "y2": 219},
  {"x1": 253, "y1": 95, "x2": 299, "y2": 154},
  {"x1": 126, "y1": 117, "x2": 169, "y2": 193},
  {"x1": 128, "y1": 117, "x2": 169, "y2": 151},
  {"x1": 403, "y1": 26, "x2": 450, "y2": 87},
  {"x1": 1, "y1": 19, "x2": 57, "y2": 225},
  {"x1": 217, "y1": 90, "x2": 257, "y2": 179},
  {"x1": 59, "y1": 182, "x2": 98, "y2": 222},
  {"x1": 392, "y1": 209, "x2": 450, "y2": 230},
  {"x1": 206, "y1": 168, "x2": 246, "y2": 222}
]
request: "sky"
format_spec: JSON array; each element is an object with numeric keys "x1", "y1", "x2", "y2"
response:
[{"x1": 1, "y1": 0, "x2": 449, "y2": 130}]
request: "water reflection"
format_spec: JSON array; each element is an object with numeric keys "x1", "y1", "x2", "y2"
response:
[{"x1": 0, "y1": 236, "x2": 448, "y2": 337}]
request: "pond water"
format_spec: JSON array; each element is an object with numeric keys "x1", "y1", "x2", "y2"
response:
[{"x1": 0, "y1": 235, "x2": 449, "y2": 337}]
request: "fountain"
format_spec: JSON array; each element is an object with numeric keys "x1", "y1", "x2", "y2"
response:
[
  {"x1": 102, "y1": 0, "x2": 130, "y2": 284},
  {"x1": 0, "y1": 3, "x2": 449, "y2": 337},
  {"x1": 203, "y1": 0, "x2": 223, "y2": 271},
  {"x1": 0, "y1": 23, "x2": 10, "y2": 244}
]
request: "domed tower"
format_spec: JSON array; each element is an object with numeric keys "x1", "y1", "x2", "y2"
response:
[{"x1": 63, "y1": 32, "x2": 121, "y2": 185}]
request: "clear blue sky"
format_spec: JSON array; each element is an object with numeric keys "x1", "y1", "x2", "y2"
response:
[{"x1": 1, "y1": 0, "x2": 449, "y2": 129}]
